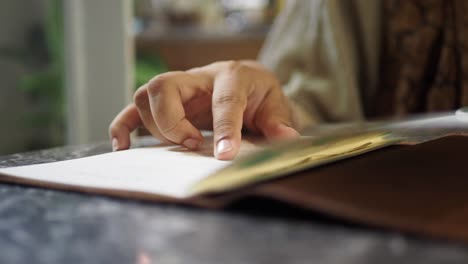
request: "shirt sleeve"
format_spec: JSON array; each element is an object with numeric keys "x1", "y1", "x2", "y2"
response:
[{"x1": 258, "y1": 0, "x2": 364, "y2": 128}]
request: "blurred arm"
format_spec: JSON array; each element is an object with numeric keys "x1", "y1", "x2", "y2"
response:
[{"x1": 258, "y1": 0, "x2": 366, "y2": 128}]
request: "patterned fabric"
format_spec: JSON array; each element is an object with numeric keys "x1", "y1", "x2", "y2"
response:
[{"x1": 375, "y1": 0, "x2": 468, "y2": 117}]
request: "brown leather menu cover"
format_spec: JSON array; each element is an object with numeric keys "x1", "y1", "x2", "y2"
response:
[{"x1": 230, "y1": 135, "x2": 468, "y2": 243}]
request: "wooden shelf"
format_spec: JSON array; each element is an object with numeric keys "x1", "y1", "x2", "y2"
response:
[{"x1": 135, "y1": 27, "x2": 267, "y2": 70}]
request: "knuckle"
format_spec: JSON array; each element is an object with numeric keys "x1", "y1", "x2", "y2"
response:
[
  {"x1": 224, "y1": 60, "x2": 239, "y2": 70},
  {"x1": 147, "y1": 75, "x2": 168, "y2": 96},
  {"x1": 219, "y1": 61, "x2": 257, "y2": 88},
  {"x1": 213, "y1": 94, "x2": 244, "y2": 109},
  {"x1": 147, "y1": 71, "x2": 185, "y2": 96},
  {"x1": 133, "y1": 88, "x2": 148, "y2": 107},
  {"x1": 235, "y1": 63, "x2": 251, "y2": 74},
  {"x1": 214, "y1": 118, "x2": 236, "y2": 135},
  {"x1": 225, "y1": 60, "x2": 250, "y2": 75},
  {"x1": 108, "y1": 123, "x2": 121, "y2": 136}
]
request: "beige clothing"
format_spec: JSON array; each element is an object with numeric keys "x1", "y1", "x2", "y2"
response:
[{"x1": 259, "y1": 0, "x2": 380, "y2": 127}]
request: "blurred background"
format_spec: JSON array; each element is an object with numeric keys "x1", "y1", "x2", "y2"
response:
[{"x1": 0, "y1": 0, "x2": 282, "y2": 155}]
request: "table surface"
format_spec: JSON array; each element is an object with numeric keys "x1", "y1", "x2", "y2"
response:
[{"x1": 0, "y1": 141, "x2": 467, "y2": 264}]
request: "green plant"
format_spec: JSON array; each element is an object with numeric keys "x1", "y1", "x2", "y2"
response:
[
  {"x1": 17, "y1": 0, "x2": 65, "y2": 149},
  {"x1": 135, "y1": 54, "x2": 168, "y2": 89},
  {"x1": 2, "y1": 0, "x2": 168, "y2": 150}
]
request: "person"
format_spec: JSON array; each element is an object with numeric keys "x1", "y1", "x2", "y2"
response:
[{"x1": 109, "y1": 0, "x2": 468, "y2": 160}]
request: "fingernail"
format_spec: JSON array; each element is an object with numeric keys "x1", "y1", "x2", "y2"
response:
[
  {"x1": 183, "y1": 138, "x2": 201, "y2": 149},
  {"x1": 112, "y1": 138, "x2": 119, "y2": 151},
  {"x1": 216, "y1": 139, "x2": 232, "y2": 155}
]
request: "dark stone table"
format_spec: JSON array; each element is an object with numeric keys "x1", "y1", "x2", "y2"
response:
[{"x1": 0, "y1": 141, "x2": 467, "y2": 264}]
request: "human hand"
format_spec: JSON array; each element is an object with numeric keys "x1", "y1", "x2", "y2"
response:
[{"x1": 109, "y1": 60, "x2": 301, "y2": 160}]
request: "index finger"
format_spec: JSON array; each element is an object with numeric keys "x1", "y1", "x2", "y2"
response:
[
  {"x1": 146, "y1": 73, "x2": 209, "y2": 149},
  {"x1": 109, "y1": 104, "x2": 142, "y2": 151}
]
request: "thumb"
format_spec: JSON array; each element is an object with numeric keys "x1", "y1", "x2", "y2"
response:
[
  {"x1": 256, "y1": 91, "x2": 300, "y2": 140},
  {"x1": 261, "y1": 121, "x2": 300, "y2": 140}
]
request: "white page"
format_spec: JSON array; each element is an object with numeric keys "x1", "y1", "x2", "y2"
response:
[{"x1": 0, "y1": 138, "x2": 262, "y2": 198}]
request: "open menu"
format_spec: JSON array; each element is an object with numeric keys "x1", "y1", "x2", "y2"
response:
[
  {"x1": 2, "y1": 112, "x2": 468, "y2": 243},
  {"x1": 0, "y1": 132, "x2": 396, "y2": 199}
]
